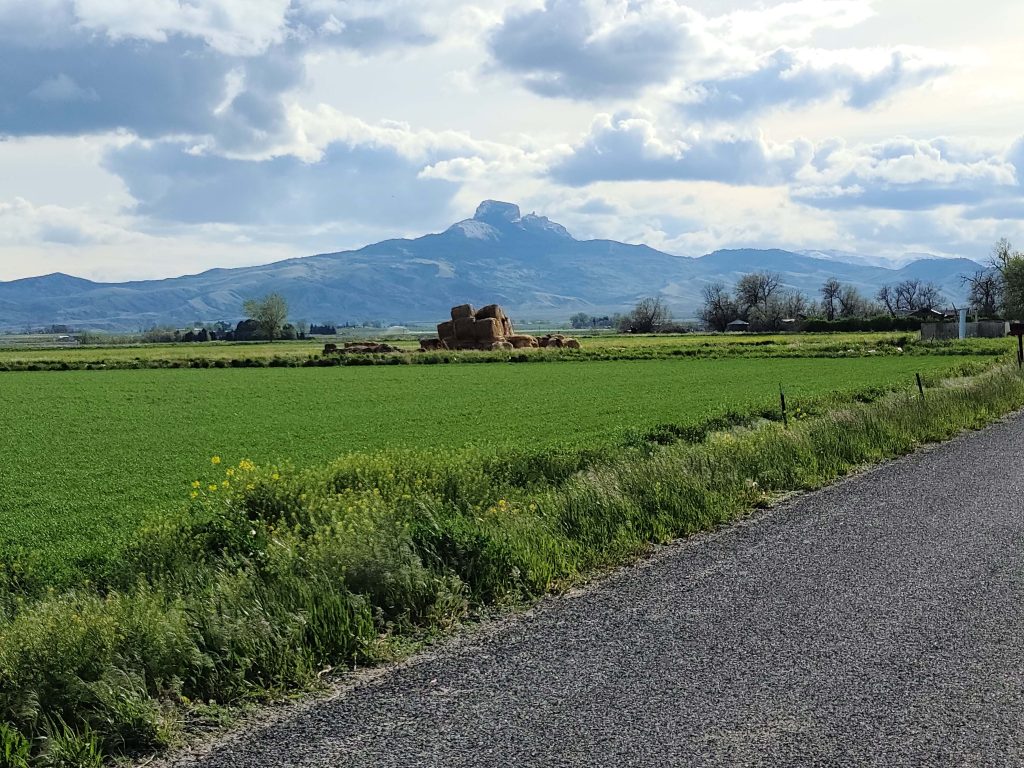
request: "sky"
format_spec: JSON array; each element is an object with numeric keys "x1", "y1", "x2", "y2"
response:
[{"x1": 1, "y1": 0, "x2": 1022, "y2": 282}]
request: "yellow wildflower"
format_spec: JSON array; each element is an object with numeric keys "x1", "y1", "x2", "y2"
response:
[
  {"x1": 191, "y1": 480, "x2": 201, "y2": 489},
  {"x1": 211, "y1": 456, "x2": 221, "y2": 465},
  {"x1": 208, "y1": 484, "x2": 218, "y2": 492}
]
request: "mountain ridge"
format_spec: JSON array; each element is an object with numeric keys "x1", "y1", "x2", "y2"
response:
[{"x1": 0, "y1": 201, "x2": 981, "y2": 330}]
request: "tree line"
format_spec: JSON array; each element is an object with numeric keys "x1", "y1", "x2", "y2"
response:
[{"x1": 697, "y1": 238, "x2": 1024, "y2": 332}]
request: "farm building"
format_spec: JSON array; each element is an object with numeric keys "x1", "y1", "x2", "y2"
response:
[{"x1": 726, "y1": 319, "x2": 750, "y2": 332}]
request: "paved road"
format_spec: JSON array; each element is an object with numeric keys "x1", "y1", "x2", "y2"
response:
[{"x1": 171, "y1": 415, "x2": 1024, "y2": 767}]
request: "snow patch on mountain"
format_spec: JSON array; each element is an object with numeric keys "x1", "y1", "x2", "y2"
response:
[{"x1": 447, "y1": 220, "x2": 500, "y2": 240}]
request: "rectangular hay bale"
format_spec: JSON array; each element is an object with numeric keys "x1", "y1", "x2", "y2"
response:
[
  {"x1": 475, "y1": 304, "x2": 506, "y2": 321},
  {"x1": 451, "y1": 304, "x2": 474, "y2": 320},
  {"x1": 453, "y1": 316, "x2": 477, "y2": 340},
  {"x1": 473, "y1": 317, "x2": 502, "y2": 341}
]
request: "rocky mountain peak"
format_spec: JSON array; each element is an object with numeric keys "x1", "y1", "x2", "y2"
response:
[{"x1": 473, "y1": 200, "x2": 522, "y2": 225}]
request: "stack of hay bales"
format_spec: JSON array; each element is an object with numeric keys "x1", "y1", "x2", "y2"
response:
[{"x1": 420, "y1": 304, "x2": 568, "y2": 351}]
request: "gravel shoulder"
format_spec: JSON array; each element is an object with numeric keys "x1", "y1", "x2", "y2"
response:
[{"x1": 162, "y1": 413, "x2": 1024, "y2": 767}]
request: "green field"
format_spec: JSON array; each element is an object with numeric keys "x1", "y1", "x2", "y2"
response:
[
  {"x1": 0, "y1": 354, "x2": 983, "y2": 574},
  {"x1": 1, "y1": 341, "x2": 1020, "y2": 764},
  {"x1": 0, "y1": 331, "x2": 1012, "y2": 374}
]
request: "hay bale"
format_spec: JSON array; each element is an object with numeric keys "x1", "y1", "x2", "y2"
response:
[
  {"x1": 323, "y1": 343, "x2": 338, "y2": 355},
  {"x1": 489, "y1": 341, "x2": 513, "y2": 350},
  {"x1": 437, "y1": 320, "x2": 455, "y2": 339},
  {"x1": 475, "y1": 304, "x2": 506, "y2": 321},
  {"x1": 564, "y1": 338, "x2": 581, "y2": 349},
  {"x1": 508, "y1": 334, "x2": 537, "y2": 349},
  {"x1": 453, "y1": 317, "x2": 476, "y2": 340},
  {"x1": 502, "y1": 317, "x2": 514, "y2": 337},
  {"x1": 419, "y1": 338, "x2": 445, "y2": 351},
  {"x1": 474, "y1": 317, "x2": 502, "y2": 342},
  {"x1": 451, "y1": 304, "x2": 474, "y2": 320}
]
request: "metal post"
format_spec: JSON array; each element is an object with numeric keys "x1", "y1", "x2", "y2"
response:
[
  {"x1": 780, "y1": 385, "x2": 788, "y2": 428},
  {"x1": 959, "y1": 308, "x2": 967, "y2": 340},
  {"x1": 916, "y1": 373, "x2": 925, "y2": 401}
]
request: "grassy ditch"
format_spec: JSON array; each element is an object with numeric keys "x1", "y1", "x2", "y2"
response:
[{"x1": 1, "y1": 365, "x2": 1023, "y2": 765}]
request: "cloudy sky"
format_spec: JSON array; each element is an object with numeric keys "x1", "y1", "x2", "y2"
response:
[{"x1": 1, "y1": 0, "x2": 1022, "y2": 281}]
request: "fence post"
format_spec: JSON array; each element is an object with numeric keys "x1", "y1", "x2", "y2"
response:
[
  {"x1": 780, "y1": 385, "x2": 788, "y2": 428},
  {"x1": 916, "y1": 373, "x2": 925, "y2": 401}
]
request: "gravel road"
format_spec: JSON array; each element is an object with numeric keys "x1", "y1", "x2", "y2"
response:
[{"x1": 168, "y1": 415, "x2": 1024, "y2": 767}]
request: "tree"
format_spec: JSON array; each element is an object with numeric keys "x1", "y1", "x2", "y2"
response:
[
  {"x1": 984, "y1": 238, "x2": 1024, "y2": 318},
  {"x1": 876, "y1": 285, "x2": 897, "y2": 317},
  {"x1": 961, "y1": 270, "x2": 1002, "y2": 317},
  {"x1": 699, "y1": 282, "x2": 740, "y2": 331},
  {"x1": 736, "y1": 272, "x2": 781, "y2": 313},
  {"x1": 820, "y1": 278, "x2": 841, "y2": 321},
  {"x1": 836, "y1": 285, "x2": 870, "y2": 318},
  {"x1": 990, "y1": 237, "x2": 1016, "y2": 278},
  {"x1": 242, "y1": 293, "x2": 289, "y2": 341},
  {"x1": 915, "y1": 282, "x2": 943, "y2": 312},
  {"x1": 780, "y1": 291, "x2": 808, "y2": 319},
  {"x1": 623, "y1": 297, "x2": 671, "y2": 333},
  {"x1": 877, "y1": 280, "x2": 943, "y2": 315},
  {"x1": 569, "y1": 312, "x2": 592, "y2": 329},
  {"x1": 1003, "y1": 243, "x2": 1024, "y2": 321}
]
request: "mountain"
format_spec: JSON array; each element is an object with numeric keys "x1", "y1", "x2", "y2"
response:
[{"x1": 0, "y1": 201, "x2": 982, "y2": 330}]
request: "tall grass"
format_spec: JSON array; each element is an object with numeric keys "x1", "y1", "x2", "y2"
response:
[{"x1": 1, "y1": 365, "x2": 1023, "y2": 765}]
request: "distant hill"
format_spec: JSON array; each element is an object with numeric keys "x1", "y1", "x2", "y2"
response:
[{"x1": 0, "y1": 200, "x2": 982, "y2": 330}]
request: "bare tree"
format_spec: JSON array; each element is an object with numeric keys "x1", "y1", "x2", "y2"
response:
[
  {"x1": 624, "y1": 297, "x2": 672, "y2": 333},
  {"x1": 961, "y1": 270, "x2": 1002, "y2": 317},
  {"x1": 837, "y1": 285, "x2": 870, "y2": 318},
  {"x1": 916, "y1": 282, "x2": 943, "y2": 311},
  {"x1": 878, "y1": 279, "x2": 943, "y2": 314},
  {"x1": 736, "y1": 272, "x2": 782, "y2": 312},
  {"x1": 781, "y1": 291, "x2": 808, "y2": 319},
  {"x1": 699, "y1": 283, "x2": 739, "y2": 331},
  {"x1": 893, "y1": 279, "x2": 922, "y2": 313},
  {"x1": 876, "y1": 285, "x2": 897, "y2": 317},
  {"x1": 820, "y1": 278, "x2": 841, "y2": 321}
]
